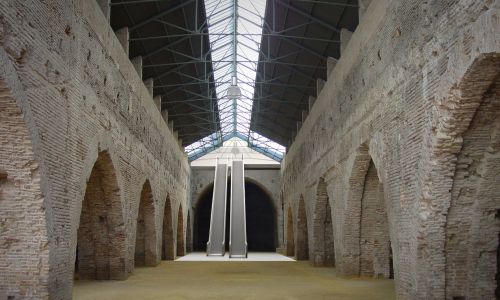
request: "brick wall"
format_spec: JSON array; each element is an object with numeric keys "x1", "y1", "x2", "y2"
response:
[
  {"x1": 280, "y1": 0, "x2": 500, "y2": 298},
  {"x1": 0, "y1": 76, "x2": 49, "y2": 299},
  {"x1": 296, "y1": 196, "x2": 309, "y2": 260},
  {"x1": 134, "y1": 180, "x2": 158, "y2": 267},
  {"x1": 0, "y1": 0, "x2": 190, "y2": 298},
  {"x1": 311, "y1": 178, "x2": 335, "y2": 267}
]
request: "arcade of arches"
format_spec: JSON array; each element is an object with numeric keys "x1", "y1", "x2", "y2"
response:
[{"x1": 0, "y1": 0, "x2": 499, "y2": 299}]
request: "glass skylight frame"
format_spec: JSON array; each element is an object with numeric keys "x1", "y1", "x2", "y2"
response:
[{"x1": 185, "y1": 0, "x2": 286, "y2": 162}]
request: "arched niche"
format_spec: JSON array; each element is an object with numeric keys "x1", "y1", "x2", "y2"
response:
[
  {"x1": 296, "y1": 195, "x2": 309, "y2": 260},
  {"x1": 76, "y1": 150, "x2": 127, "y2": 280},
  {"x1": 162, "y1": 194, "x2": 174, "y2": 260},
  {"x1": 286, "y1": 206, "x2": 295, "y2": 257},
  {"x1": 134, "y1": 180, "x2": 158, "y2": 267},
  {"x1": 176, "y1": 204, "x2": 185, "y2": 257},
  {"x1": 312, "y1": 178, "x2": 335, "y2": 267}
]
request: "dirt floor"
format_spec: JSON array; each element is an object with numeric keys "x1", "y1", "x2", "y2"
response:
[{"x1": 73, "y1": 259, "x2": 395, "y2": 300}]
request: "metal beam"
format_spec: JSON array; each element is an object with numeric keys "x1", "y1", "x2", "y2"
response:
[
  {"x1": 129, "y1": 0, "x2": 196, "y2": 32},
  {"x1": 275, "y1": 0, "x2": 341, "y2": 33}
]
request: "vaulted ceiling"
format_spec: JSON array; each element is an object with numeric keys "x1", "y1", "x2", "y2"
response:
[{"x1": 109, "y1": 0, "x2": 359, "y2": 160}]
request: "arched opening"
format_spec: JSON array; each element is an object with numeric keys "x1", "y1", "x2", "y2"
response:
[
  {"x1": 176, "y1": 205, "x2": 185, "y2": 257},
  {"x1": 0, "y1": 79, "x2": 49, "y2": 296},
  {"x1": 359, "y1": 160, "x2": 391, "y2": 278},
  {"x1": 76, "y1": 151, "x2": 126, "y2": 280},
  {"x1": 497, "y1": 223, "x2": 500, "y2": 299},
  {"x1": 194, "y1": 179, "x2": 276, "y2": 252},
  {"x1": 296, "y1": 196, "x2": 309, "y2": 260},
  {"x1": 312, "y1": 178, "x2": 335, "y2": 267},
  {"x1": 186, "y1": 211, "x2": 192, "y2": 253},
  {"x1": 134, "y1": 180, "x2": 157, "y2": 267},
  {"x1": 162, "y1": 195, "x2": 174, "y2": 260},
  {"x1": 245, "y1": 180, "x2": 276, "y2": 251},
  {"x1": 194, "y1": 183, "x2": 214, "y2": 251},
  {"x1": 444, "y1": 70, "x2": 500, "y2": 299},
  {"x1": 286, "y1": 206, "x2": 295, "y2": 256}
]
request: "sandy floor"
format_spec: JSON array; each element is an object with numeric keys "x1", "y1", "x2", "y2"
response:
[
  {"x1": 176, "y1": 252, "x2": 295, "y2": 261},
  {"x1": 73, "y1": 255, "x2": 395, "y2": 300}
]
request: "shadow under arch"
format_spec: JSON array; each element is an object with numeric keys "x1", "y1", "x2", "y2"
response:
[
  {"x1": 193, "y1": 179, "x2": 277, "y2": 252},
  {"x1": 76, "y1": 150, "x2": 127, "y2": 280},
  {"x1": 286, "y1": 206, "x2": 295, "y2": 256},
  {"x1": 134, "y1": 179, "x2": 157, "y2": 267},
  {"x1": 162, "y1": 194, "x2": 174, "y2": 260},
  {"x1": 312, "y1": 178, "x2": 335, "y2": 267}
]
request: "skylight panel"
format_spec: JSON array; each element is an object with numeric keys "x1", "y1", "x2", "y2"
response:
[{"x1": 185, "y1": 0, "x2": 287, "y2": 161}]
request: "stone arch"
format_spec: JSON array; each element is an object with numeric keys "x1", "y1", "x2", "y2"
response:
[
  {"x1": 76, "y1": 150, "x2": 127, "y2": 280},
  {"x1": 176, "y1": 204, "x2": 185, "y2": 257},
  {"x1": 286, "y1": 205, "x2": 295, "y2": 256},
  {"x1": 0, "y1": 73, "x2": 49, "y2": 298},
  {"x1": 134, "y1": 180, "x2": 158, "y2": 267},
  {"x1": 312, "y1": 178, "x2": 335, "y2": 267},
  {"x1": 296, "y1": 195, "x2": 309, "y2": 260},
  {"x1": 186, "y1": 211, "x2": 192, "y2": 253},
  {"x1": 359, "y1": 160, "x2": 391, "y2": 278},
  {"x1": 442, "y1": 57, "x2": 500, "y2": 299},
  {"x1": 162, "y1": 194, "x2": 174, "y2": 260},
  {"x1": 193, "y1": 183, "x2": 214, "y2": 251},
  {"x1": 342, "y1": 143, "x2": 392, "y2": 278}
]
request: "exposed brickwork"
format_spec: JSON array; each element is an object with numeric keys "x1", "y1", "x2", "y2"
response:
[
  {"x1": 281, "y1": 1, "x2": 500, "y2": 298},
  {"x1": 445, "y1": 75, "x2": 500, "y2": 299},
  {"x1": 0, "y1": 0, "x2": 190, "y2": 298},
  {"x1": 162, "y1": 195, "x2": 175, "y2": 261},
  {"x1": 176, "y1": 205, "x2": 185, "y2": 257},
  {"x1": 311, "y1": 178, "x2": 335, "y2": 267},
  {"x1": 186, "y1": 212, "x2": 192, "y2": 253},
  {"x1": 359, "y1": 161, "x2": 390, "y2": 278},
  {"x1": 135, "y1": 180, "x2": 158, "y2": 267},
  {"x1": 0, "y1": 78, "x2": 49, "y2": 299},
  {"x1": 77, "y1": 151, "x2": 127, "y2": 280},
  {"x1": 296, "y1": 196, "x2": 309, "y2": 260},
  {"x1": 286, "y1": 206, "x2": 295, "y2": 257}
]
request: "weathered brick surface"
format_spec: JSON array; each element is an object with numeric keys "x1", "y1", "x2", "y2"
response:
[
  {"x1": 176, "y1": 204, "x2": 185, "y2": 257},
  {"x1": 296, "y1": 196, "x2": 309, "y2": 260},
  {"x1": 77, "y1": 151, "x2": 127, "y2": 280},
  {"x1": 0, "y1": 0, "x2": 190, "y2": 298},
  {"x1": 286, "y1": 206, "x2": 295, "y2": 257},
  {"x1": 162, "y1": 195, "x2": 175, "y2": 260},
  {"x1": 281, "y1": 0, "x2": 500, "y2": 299},
  {"x1": 311, "y1": 178, "x2": 335, "y2": 267},
  {"x1": 0, "y1": 75, "x2": 49, "y2": 299},
  {"x1": 134, "y1": 180, "x2": 158, "y2": 267}
]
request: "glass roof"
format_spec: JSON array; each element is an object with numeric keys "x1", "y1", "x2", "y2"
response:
[{"x1": 184, "y1": 0, "x2": 286, "y2": 162}]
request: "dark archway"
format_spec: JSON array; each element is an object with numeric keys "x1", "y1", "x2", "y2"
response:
[
  {"x1": 134, "y1": 180, "x2": 157, "y2": 267},
  {"x1": 245, "y1": 181, "x2": 276, "y2": 251},
  {"x1": 186, "y1": 211, "x2": 192, "y2": 253},
  {"x1": 76, "y1": 151, "x2": 126, "y2": 280},
  {"x1": 286, "y1": 206, "x2": 295, "y2": 256},
  {"x1": 194, "y1": 180, "x2": 276, "y2": 252},
  {"x1": 194, "y1": 183, "x2": 214, "y2": 251},
  {"x1": 176, "y1": 205, "x2": 185, "y2": 257},
  {"x1": 162, "y1": 195, "x2": 174, "y2": 260},
  {"x1": 312, "y1": 178, "x2": 335, "y2": 267},
  {"x1": 359, "y1": 160, "x2": 391, "y2": 278},
  {"x1": 296, "y1": 196, "x2": 309, "y2": 260}
]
